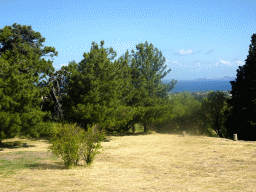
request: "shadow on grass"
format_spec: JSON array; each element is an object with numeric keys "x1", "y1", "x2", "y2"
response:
[
  {"x1": 27, "y1": 162, "x2": 71, "y2": 170},
  {"x1": 0, "y1": 150, "x2": 68, "y2": 175},
  {"x1": 0, "y1": 141, "x2": 36, "y2": 151}
]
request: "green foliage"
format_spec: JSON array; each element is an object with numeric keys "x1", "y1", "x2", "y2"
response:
[
  {"x1": 48, "y1": 122, "x2": 105, "y2": 169},
  {"x1": 0, "y1": 23, "x2": 58, "y2": 143},
  {"x1": 198, "y1": 91, "x2": 231, "y2": 138},
  {"x1": 35, "y1": 121, "x2": 59, "y2": 137},
  {"x1": 158, "y1": 91, "x2": 203, "y2": 134},
  {"x1": 111, "y1": 41, "x2": 178, "y2": 133},
  {"x1": 224, "y1": 33, "x2": 256, "y2": 140},
  {"x1": 148, "y1": 90, "x2": 233, "y2": 138},
  {"x1": 47, "y1": 122, "x2": 85, "y2": 169},
  {"x1": 5, "y1": 22, "x2": 253, "y2": 148},
  {"x1": 80, "y1": 123, "x2": 106, "y2": 167},
  {"x1": 58, "y1": 40, "x2": 140, "y2": 134}
]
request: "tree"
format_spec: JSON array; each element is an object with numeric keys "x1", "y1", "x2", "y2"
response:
[
  {"x1": 33, "y1": 59, "x2": 78, "y2": 124},
  {"x1": 39, "y1": 68, "x2": 73, "y2": 123},
  {"x1": 107, "y1": 50, "x2": 143, "y2": 133},
  {"x1": 110, "y1": 48, "x2": 149, "y2": 133},
  {"x1": 0, "y1": 23, "x2": 58, "y2": 144},
  {"x1": 58, "y1": 40, "x2": 139, "y2": 134},
  {"x1": 164, "y1": 92, "x2": 203, "y2": 134},
  {"x1": 59, "y1": 60, "x2": 78, "y2": 97},
  {"x1": 224, "y1": 33, "x2": 256, "y2": 141},
  {"x1": 104, "y1": 42, "x2": 178, "y2": 134},
  {"x1": 198, "y1": 90, "x2": 233, "y2": 138},
  {"x1": 124, "y1": 41, "x2": 177, "y2": 132}
]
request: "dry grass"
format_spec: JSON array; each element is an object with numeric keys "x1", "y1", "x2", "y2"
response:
[{"x1": 0, "y1": 130, "x2": 256, "y2": 191}]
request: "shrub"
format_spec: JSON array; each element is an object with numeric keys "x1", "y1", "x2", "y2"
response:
[
  {"x1": 47, "y1": 122, "x2": 85, "y2": 169},
  {"x1": 80, "y1": 124, "x2": 106, "y2": 167},
  {"x1": 47, "y1": 122, "x2": 106, "y2": 169}
]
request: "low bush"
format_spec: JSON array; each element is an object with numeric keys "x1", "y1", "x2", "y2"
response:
[
  {"x1": 80, "y1": 124, "x2": 106, "y2": 166},
  {"x1": 47, "y1": 122, "x2": 106, "y2": 169}
]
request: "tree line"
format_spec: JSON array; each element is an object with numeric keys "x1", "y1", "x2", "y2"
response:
[{"x1": 0, "y1": 23, "x2": 256, "y2": 144}]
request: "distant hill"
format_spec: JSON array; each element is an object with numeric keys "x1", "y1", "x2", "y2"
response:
[
  {"x1": 191, "y1": 76, "x2": 236, "y2": 81},
  {"x1": 162, "y1": 76, "x2": 236, "y2": 83}
]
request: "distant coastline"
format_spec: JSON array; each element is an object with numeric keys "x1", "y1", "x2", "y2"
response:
[
  {"x1": 162, "y1": 76, "x2": 236, "y2": 92},
  {"x1": 173, "y1": 76, "x2": 236, "y2": 82}
]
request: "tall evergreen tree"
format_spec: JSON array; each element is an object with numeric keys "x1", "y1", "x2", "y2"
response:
[
  {"x1": 0, "y1": 23, "x2": 58, "y2": 144},
  {"x1": 107, "y1": 50, "x2": 143, "y2": 133},
  {"x1": 114, "y1": 41, "x2": 178, "y2": 133},
  {"x1": 58, "y1": 40, "x2": 139, "y2": 133},
  {"x1": 225, "y1": 33, "x2": 256, "y2": 141}
]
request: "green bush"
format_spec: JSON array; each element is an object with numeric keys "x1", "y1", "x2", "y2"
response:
[
  {"x1": 37, "y1": 121, "x2": 59, "y2": 137},
  {"x1": 47, "y1": 122, "x2": 106, "y2": 169},
  {"x1": 80, "y1": 124, "x2": 106, "y2": 167},
  {"x1": 47, "y1": 122, "x2": 85, "y2": 169}
]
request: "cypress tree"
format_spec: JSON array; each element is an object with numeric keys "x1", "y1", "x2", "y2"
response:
[{"x1": 225, "y1": 33, "x2": 256, "y2": 141}]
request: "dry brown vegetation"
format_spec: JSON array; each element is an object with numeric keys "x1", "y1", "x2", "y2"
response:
[{"x1": 0, "y1": 127, "x2": 256, "y2": 191}]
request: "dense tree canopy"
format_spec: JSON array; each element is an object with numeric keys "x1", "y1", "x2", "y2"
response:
[
  {"x1": 158, "y1": 92, "x2": 203, "y2": 135},
  {"x1": 128, "y1": 41, "x2": 177, "y2": 132},
  {"x1": 50, "y1": 40, "x2": 178, "y2": 135},
  {"x1": 198, "y1": 90, "x2": 232, "y2": 138},
  {"x1": 0, "y1": 23, "x2": 58, "y2": 143},
  {"x1": 107, "y1": 41, "x2": 178, "y2": 133},
  {"x1": 225, "y1": 33, "x2": 256, "y2": 141},
  {"x1": 2, "y1": 22, "x2": 247, "y2": 142},
  {"x1": 57, "y1": 40, "x2": 140, "y2": 133}
]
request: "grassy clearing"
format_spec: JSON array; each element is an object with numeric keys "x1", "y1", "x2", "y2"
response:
[{"x1": 0, "y1": 124, "x2": 256, "y2": 191}]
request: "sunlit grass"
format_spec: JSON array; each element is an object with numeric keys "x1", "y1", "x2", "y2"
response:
[{"x1": 0, "y1": 125, "x2": 255, "y2": 191}]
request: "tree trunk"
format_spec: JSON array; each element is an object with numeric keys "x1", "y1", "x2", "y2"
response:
[{"x1": 143, "y1": 122, "x2": 148, "y2": 133}]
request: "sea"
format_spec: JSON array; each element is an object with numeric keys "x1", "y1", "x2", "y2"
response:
[{"x1": 162, "y1": 79, "x2": 235, "y2": 93}]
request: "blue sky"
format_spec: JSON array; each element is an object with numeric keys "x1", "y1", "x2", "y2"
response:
[{"x1": 0, "y1": 0, "x2": 255, "y2": 81}]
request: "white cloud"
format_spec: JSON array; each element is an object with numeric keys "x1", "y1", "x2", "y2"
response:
[
  {"x1": 214, "y1": 59, "x2": 245, "y2": 66},
  {"x1": 219, "y1": 59, "x2": 232, "y2": 66},
  {"x1": 179, "y1": 49, "x2": 193, "y2": 55},
  {"x1": 234, "y1": 60, "x2": 244, "y2": 66}
]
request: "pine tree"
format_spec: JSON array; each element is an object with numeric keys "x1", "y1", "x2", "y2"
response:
[
  {"x1": 113, "y1": 41, "x2": 178, "y2": 133},
  {"x1": 0, "y1": 23, "x2": 58, "y2": 144},
  {"x1": 58, "y1": 40, "x2": 139, "y2": 133},
  {"x1": 107, "y1": 50, "x2": 142, "y2": 133},
  {"x1": 225, "y1": 33, "x2": 256, "y2": 141}
]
